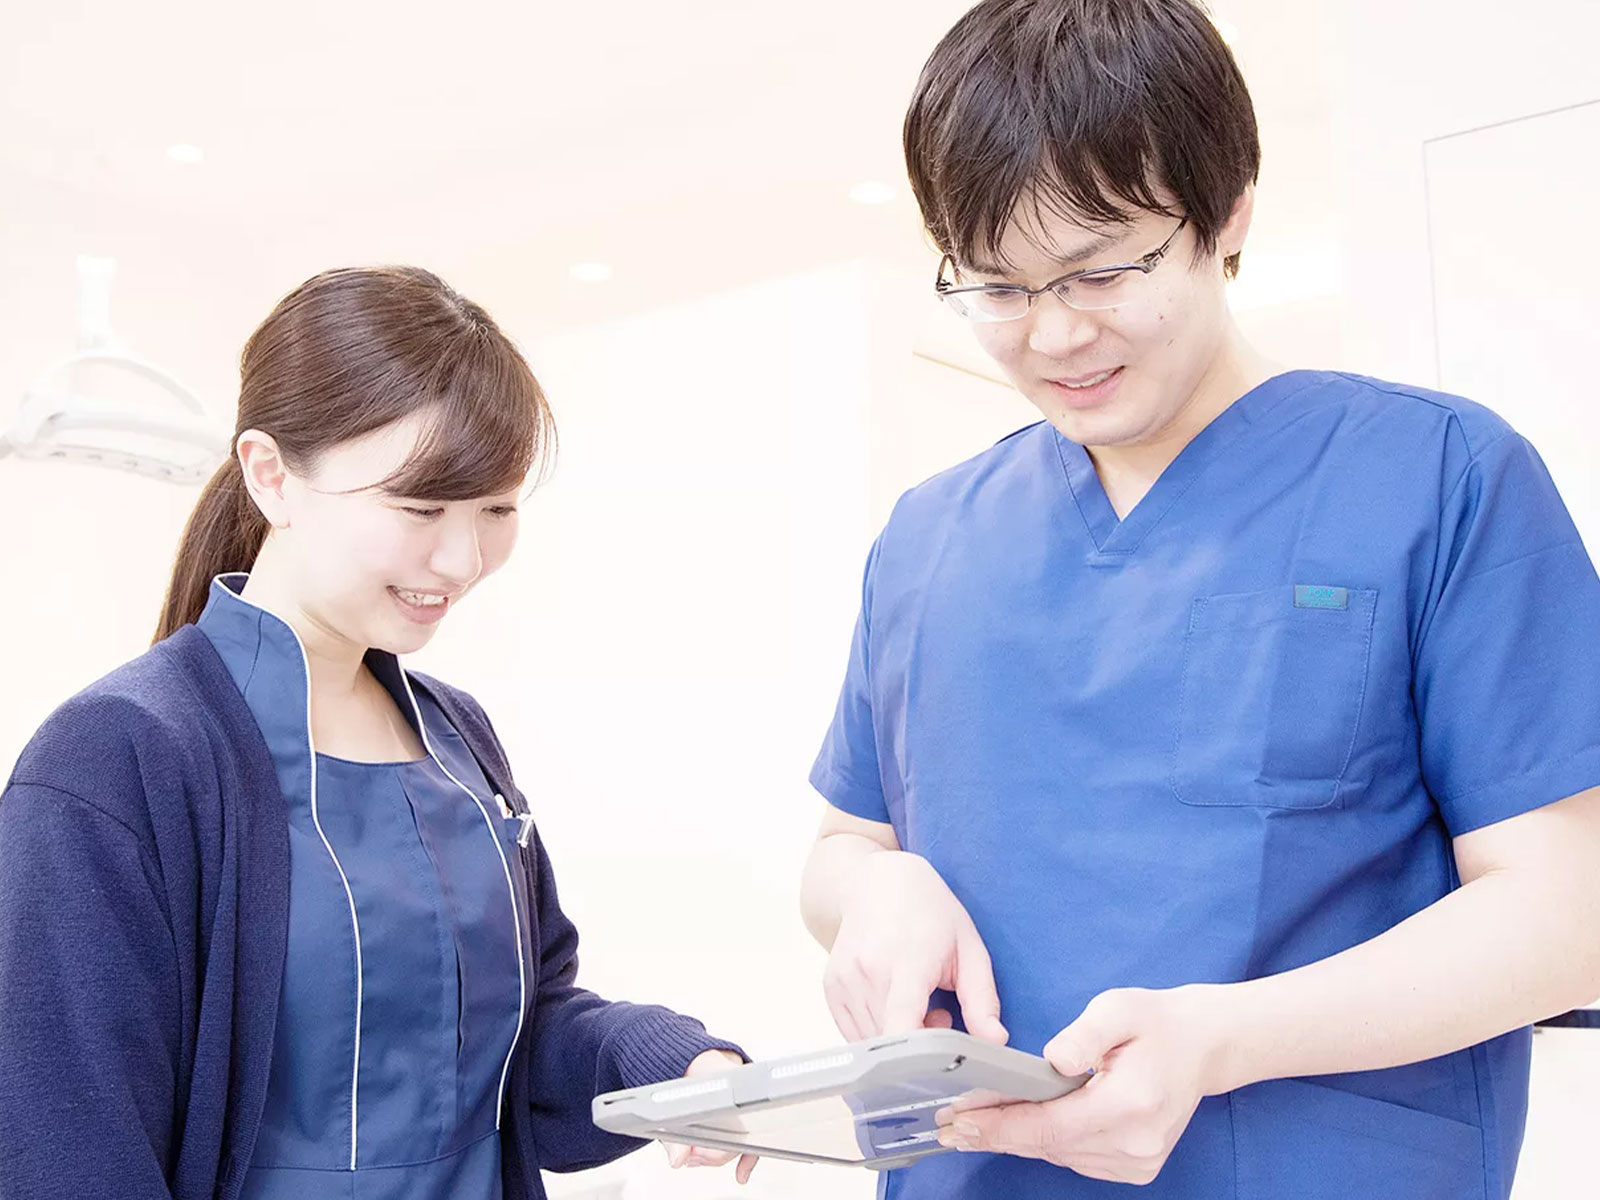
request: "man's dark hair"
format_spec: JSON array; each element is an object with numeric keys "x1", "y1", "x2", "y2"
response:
[{"x1": 903, "y1": 0, "x2": 1260, "y2": 278}]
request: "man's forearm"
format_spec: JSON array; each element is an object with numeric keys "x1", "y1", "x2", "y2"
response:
[
  {"x1": 1194, "y1": 857, "x2": 1600, "y2": 1096},
  {"x1": 800, "y1": 833, "x2": 895, "y2": 949}
]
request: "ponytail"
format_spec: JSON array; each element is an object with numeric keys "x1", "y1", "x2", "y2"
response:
[{"x1": 152, "y1": 454, "x2": 268, "y2": 643}]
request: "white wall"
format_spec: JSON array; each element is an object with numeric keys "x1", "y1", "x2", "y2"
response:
[
  {"x1": 1425, "y1": 100, "x2": 1600, "y2": 556},
  {"x1": 1331, "y1": 0, "x2": 1600, "y2": 386},
  {"x1": 0, "y1": 460, "x2": 196, "y2": 771}
]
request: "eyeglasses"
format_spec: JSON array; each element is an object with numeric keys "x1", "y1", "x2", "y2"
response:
[{"x1": 934, "y1": 218, "x2": 1188, "y2": 322}]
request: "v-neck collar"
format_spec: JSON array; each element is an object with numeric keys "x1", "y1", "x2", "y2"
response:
[{"x1": 1054, "y1": 370, "x2": 1317, "y2": 564}]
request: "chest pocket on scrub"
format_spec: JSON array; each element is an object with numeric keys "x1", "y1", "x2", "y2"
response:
[{"x1": 1171, "y1": 586, "x2": 1378, "y2": 809}]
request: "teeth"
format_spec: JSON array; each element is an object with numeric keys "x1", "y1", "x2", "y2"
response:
[
  {"x1": 394, "y1": 589, "x2": 446, "y2": 607},
  {"x1": 1060, "y1": 369, "x2": 1116, "y2": 390}
]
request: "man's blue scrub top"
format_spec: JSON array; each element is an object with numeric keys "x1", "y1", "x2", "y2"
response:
[{"x1": 810, "y1": 370, "x2": 1600, "y2": 1199}]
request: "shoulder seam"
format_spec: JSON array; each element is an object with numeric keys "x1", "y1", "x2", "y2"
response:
[
  {"x1": 1438, "y1": 428, "x2": 1521, "y2": 511},
  {"x1": 898, "y1": 420, "x2": 1050, "y2": 503},
  {"x1": 5, "y1": 777, "x2": 162, "y2": 866},
  {"x1": 1326, "y1": 371, "x2": 1502, "y2": 458},
  {"x1": 992, "y1": 420, "x2": 1048, "y2": 448}
]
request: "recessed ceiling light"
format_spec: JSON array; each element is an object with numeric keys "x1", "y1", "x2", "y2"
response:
[
  {"x1": 569, "y1": 262, "x2": 613, "y2": 283},
  {"x1": 849, "y1": 181, "x2": 896, "y2": 206},
  {"x1": 166, "y1": 144, "x2": 205, "y2": 165}
]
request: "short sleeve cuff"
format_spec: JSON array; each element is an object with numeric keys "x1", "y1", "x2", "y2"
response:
[
  {"x1": 808, "y1": 759, "x2": 891, "y2": 824},
  {"x1": 1437, "y1": 742, "x2": 1600, "y2": 836}
]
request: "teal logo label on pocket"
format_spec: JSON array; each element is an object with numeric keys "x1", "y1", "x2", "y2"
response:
[{"x1": 1294, "y1": 585, "x2": 1349, "y2": 610}]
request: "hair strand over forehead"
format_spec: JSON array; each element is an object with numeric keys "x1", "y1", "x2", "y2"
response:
[
  {"x1": 154, "y1": 266, "x2": 554, "y2": 642},
  {"x1": 904, "y1": 0, "x2": 1260, "y2": 277}
]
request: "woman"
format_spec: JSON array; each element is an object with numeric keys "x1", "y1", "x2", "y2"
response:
[{"x1": 0, "y1": 267, "x2": 755, "y2": 1199}]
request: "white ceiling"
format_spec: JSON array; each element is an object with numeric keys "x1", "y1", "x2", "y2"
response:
[{"x1": 1, "y1": 0, "x2": 1337, "y2": 407}]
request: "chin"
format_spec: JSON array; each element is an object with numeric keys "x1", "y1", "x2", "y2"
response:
[
  {"x1": 1038, "y1": 405, "x2": 1117, "y2": 446},
  {"x1": 400, "y1": 627, "x2": 440, "y2": 653},
  {"x1": 377, "y1": 622, "x2": 439, "y2": 657},
  {"x1": 1055, "y1": 398, "x2": 1165, "y2": 449}
]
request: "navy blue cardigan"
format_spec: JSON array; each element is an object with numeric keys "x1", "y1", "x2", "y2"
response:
[{"x1": 0, "y1": 625, "x2": 739, "y2": 1199}]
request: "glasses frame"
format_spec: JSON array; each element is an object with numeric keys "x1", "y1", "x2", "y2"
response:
[{"x1": 934, "y1": 217, "x2": 1189, "y2": 319}]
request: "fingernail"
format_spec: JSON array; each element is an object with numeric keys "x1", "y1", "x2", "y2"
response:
[
  {"x1": 934, "y1": 1126, "x2": 972, "y2": 1152},
  {"x1": 1054, "y1": 1051, "x2": 1086, "y2": 1074}
]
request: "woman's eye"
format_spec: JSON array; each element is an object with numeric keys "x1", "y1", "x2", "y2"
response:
[
  {"x1": 486, "y1": 505, "x2": 518, "y2": 518},
  {"x1": 402, "y1": 506, "x2": 445, "y2": 520}
]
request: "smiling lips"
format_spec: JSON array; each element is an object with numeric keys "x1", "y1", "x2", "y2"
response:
[
  {"x1": 389, "y1": 586, "x2": 454, "y2": 625},
  {"x1": 1051, "y1": 367, "x2": 1121, "y2": 389},
  {"x1": 1045, "y1": 365, "x2": 1124, "y2": 409}
]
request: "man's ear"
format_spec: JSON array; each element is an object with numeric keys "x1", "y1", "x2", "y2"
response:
[{"x1": 1218, "y1": 184, "x2": 1255, "y2": 273}]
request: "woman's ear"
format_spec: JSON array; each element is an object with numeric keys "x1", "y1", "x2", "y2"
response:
[{"x1": 236, "y1": 430, "x2": 292, "y2": 529}]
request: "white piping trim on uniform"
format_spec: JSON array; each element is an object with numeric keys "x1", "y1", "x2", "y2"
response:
[
  {"x1": 211, "y1": 575, "x2": 364, "y2": 1170},
  {"x1": 395, "y1": 670, "x2": 529, "y2": 1129}
]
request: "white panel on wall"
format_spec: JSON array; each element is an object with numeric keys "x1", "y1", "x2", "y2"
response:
[{"x1": 1425, "y1": 99, "x2": 1600, "y2": 556}]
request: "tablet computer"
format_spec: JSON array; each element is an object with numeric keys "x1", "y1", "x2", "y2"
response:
[{"x1": 591, "y1": 1028, "x2": 1087, "y2": 1170}]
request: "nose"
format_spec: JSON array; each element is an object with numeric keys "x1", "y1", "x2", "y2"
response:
[
  {"x1": 430, "y1": 515, "x2": 483, "y2": 589},
  {"x1": 1026, "y1": 291, "x2": 1100, "y2": 359}
]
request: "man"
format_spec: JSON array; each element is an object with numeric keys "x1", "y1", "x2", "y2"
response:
[{"x1": 800, "y1": 1, "x2": 1600, "y2": 1196}]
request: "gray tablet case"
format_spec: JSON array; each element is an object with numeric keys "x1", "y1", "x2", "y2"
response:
[{"x1": 591, "y1": 1028, "x2": 1088, "y2": 1170}]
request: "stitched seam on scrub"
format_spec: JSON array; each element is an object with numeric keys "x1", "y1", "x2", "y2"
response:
[{"x1": 1438, "y1": 741, "x2": 1600, "y2": 805}]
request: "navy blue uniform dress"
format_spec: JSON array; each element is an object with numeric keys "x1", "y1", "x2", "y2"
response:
[{"x1": 200, "y1": 575, "x2": 531, "y2": 1198}]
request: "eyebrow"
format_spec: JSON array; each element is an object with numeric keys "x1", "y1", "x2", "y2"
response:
[{"x1": 965, "y1": 234, "x2": 1122, "y2": 278}]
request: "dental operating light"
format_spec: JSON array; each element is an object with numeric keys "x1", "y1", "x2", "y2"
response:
[{"x1": 0, "y1": 257, "x2": 231, "y2": 485}]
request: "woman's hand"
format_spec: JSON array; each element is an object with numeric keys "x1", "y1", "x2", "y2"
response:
[
  {"x1": 661, "y1": 1050, "x2": 759, "y2": 1184},
  {"x1": 934, "y1": 985, "x2": 1224, "y2": 1185}
]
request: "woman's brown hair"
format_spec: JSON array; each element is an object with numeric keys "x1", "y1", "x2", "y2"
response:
[{"x1": 153, "y1": 266, "x2": 554, "y2": 642}]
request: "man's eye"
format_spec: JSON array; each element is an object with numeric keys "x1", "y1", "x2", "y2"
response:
[
  {"x1": 1074, "y1": 270, "x2": 1126, "y2": 289},
  {"x1": 968, "y1": 288, "x2": 1028, "y2": 314}
]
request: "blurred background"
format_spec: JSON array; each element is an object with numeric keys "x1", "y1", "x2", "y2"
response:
[{"x1": 2, "y1": 0, "x2": 1597, "y2": 1195}]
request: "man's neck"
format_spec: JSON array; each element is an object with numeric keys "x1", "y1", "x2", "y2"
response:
[{"x1": 1089, "y1": 332, "x2": 1279, "y2": 519}]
